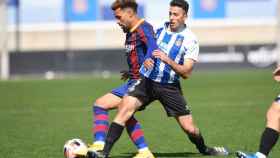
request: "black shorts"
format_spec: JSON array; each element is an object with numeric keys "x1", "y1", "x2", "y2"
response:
[
  {"x1": 127, "y1": 77, "x2": 191, "y2": 117},
  {"x1": 274, "y1": 94, "x2": 280, "y2": 103}
]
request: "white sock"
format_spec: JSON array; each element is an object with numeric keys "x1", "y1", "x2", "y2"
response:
[
  {"x1": 93, "y1": 141, "x2": 105, "y2": 145},
  {"x1": 138, "y1": 147, "x2": 149, "y2": 152},
  {"x1": 255, "y1": 152, "x2": 266, "y2": 158}
]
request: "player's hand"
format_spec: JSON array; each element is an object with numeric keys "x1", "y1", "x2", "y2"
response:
[
  {"x1": 273, "y1": 66, "x2": 280, "y2": 82},
  {"x1": 144, "y1": 58, "x2": 154, "y2": 70},
  {"x1": 153, "y1": 50, "x2": 169, "y2": 63},
  {"x1": 120, "y1": 70, "x2": 129, "y2": 81}
]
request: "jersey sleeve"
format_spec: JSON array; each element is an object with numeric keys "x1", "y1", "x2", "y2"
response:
[
  {"x1": 139, "y1": 25, "x2": 158, "y2": 59},
  {"x1": 183, "y1": 40, "x2": 199, "y2": 61}
]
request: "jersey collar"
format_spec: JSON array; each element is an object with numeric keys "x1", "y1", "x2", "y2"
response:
[{"x1": 130, "y1": 19, "x2": 145, "y2": 33}]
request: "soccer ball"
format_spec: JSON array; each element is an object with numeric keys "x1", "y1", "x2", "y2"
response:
[{"x1": 63, "y1": 138, "x2": 88, "y2": 158}]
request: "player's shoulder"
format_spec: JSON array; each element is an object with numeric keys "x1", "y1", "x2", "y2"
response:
[
  {"x1": 182, "y1": 27, "x2": 199, "y2": 45},
  {"x1": 182, "y1": 27, "x2": 197, "y2": 40},
  {"x1": 151, "y1": 22, "x2": 168, "y2": 37},
  {"x1": 156, "y1": 22, "x2": 167, "y2": 30},
  {"x1": 142, "y1": 20, "x2": 153, "y2": 27},
  {"x1": 139, "y1": 20, "x2": 154, "y2": 31}
]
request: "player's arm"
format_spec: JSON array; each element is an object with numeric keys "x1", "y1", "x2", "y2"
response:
[
  {"x1": 169, "y1": 58, "x2": 194, "y2": 79},
  {"x1": 153, "y1": 39, "x2": 199, "y2": 79},
  {"x1": 153, "y1": 51, "x2": 194, "y2": 79},
  {"x1": 139, "y1": 26, "x2": 158, "y2": 69}
]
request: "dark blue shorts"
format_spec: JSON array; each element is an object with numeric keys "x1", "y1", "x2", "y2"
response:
[{"x1": 111, "y1": 79, "x2": 139, "y2": 98}]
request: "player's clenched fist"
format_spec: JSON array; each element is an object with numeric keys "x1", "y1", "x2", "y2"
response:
[{"x1": 153, "y1": 50, "x2": 169, "y2": 63}]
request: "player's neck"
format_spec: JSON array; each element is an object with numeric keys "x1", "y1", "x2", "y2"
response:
[
  {"x1": 130, "y1": 17, "x2": 144, "y2": 32},
  {"x1": 170, "y1": 23, "x2": 186, "y2": 33}
]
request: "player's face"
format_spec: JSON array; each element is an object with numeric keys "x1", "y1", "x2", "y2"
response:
[
  {"x1": 169, "y1": 6, "x2": 187, "y2": 32},
  {"x1": 114, "y1": 8, "x2": 131, "y2": 33}
]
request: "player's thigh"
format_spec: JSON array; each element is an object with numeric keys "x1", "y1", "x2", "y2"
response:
[
  {"x1": 114, "y1": 96, "x2": 142, "y2": 125},
  {"x1": 156, "y1": 84, "x2": 190, "y2": 117},
  {"x1": 127, "y1": 78, "x2": 153, "y2": 110},
  {"x1": 266, "y1": 101, "x2": 280, "y2": 129},
  {"x1": 94, "y1": 93, "x2": 122, "y2": 109}
]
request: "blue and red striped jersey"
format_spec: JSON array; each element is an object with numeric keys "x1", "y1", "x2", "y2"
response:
[{"x1": 124, "y1": 19, "x2": 158, "y2": 79}]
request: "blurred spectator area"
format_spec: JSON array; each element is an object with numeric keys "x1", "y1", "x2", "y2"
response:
[
  {"x1": 4, "y1": 0, "x2": 279, "y2": 77},
  {"x1": 6, "y1": 19, "x2": 278, "y2": 51},
  {"x1": 6, "y1": 0, "x2": 278, "y2": 51}
]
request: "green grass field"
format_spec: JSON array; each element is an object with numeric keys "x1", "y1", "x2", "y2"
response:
[{"x1": 0, "y1": 69, "x2": 279, "y2": 158}]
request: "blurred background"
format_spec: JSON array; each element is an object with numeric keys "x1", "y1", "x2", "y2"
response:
[{"x1": 0, "y1": 0, "x2": 279, "y2": 79}]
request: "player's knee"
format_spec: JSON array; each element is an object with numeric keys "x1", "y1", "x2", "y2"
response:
[
  {"x1": 95, "y1": 97, "x2": 103, "y2": 105},
  {"x1": 94, "y1": 98, "x2": 108, "y2": 109},
  {"x1": 118, "y1": 105, "x2": 134, "y2": 117},
  {"x1": 114, "y1": 108, "x2": 134, "y2": 126},
  {"x1": 178, "y1": 119, "x2": 197, "y2": 134},
  {"x1": 273, "y1": 102, "x2": 280, "y2": 114},
  {"x1": 266, "y1": 103, "x2": 280, "y2": 121},
  {"x1": 117, "y1": 101, "x2": 136, "y2": 120}
]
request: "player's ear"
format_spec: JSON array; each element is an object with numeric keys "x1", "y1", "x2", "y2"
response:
[{"x1": 184, "y1": 12, "x2": 188, "y2": 19}]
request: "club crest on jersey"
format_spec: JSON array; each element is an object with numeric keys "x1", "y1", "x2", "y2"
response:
[{"x1": 175, "y1": 39, "x2": 183, "y2": 47}]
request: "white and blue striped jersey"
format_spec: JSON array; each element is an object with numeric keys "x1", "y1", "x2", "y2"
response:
[{"x1": 140, "y1": 22, "x2": 199, "y2": 84}]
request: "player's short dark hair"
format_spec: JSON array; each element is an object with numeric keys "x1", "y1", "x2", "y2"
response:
[
  {"x1": 111, "y1": 0, "x2": 138, "y2": 13},
  {"x1": 170, "y1": 0, "x2": 189, "y2": 14}
]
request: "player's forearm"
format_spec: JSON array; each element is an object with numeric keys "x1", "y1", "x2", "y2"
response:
[{"x1": 166, "y1": 58, "x2": 192, "y2": 79}]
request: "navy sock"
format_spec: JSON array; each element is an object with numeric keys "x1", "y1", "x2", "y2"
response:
[
  {"x1": 187, "y1": 133, "x2": 207, "y2": 154},
  {"x1": 259, "y1": 127, "x2": 279, "y2": 156},
  {"x1": 102, "y1": 122, "x2": 124, "y2": 156}
]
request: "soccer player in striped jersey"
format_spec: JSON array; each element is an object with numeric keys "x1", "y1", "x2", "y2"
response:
[
  {"x1": 91, "y1": 0, "x2": 228, "y2": 158},
  {"x1": 236, "y1": 67, "x2": 280, "y2": 158},
  {"x1": 87, "y1": 1, "x2": 157, "y2": 158}
]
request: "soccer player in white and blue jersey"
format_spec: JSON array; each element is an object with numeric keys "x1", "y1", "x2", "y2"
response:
[
  {"x1": 91, "y1": 1, "x2": 228, "y2": 157},
  {"x1": 236, "y1": 67, "x2": 280, "y2": 158}
]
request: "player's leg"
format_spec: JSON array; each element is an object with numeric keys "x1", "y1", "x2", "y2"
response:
[
  {"x1": 125, "y1": 116, "x2": 154, "y2": 158},
  {"x1": 101, "y1": 95, "x2": 143, "y2": 157},
  {"x1": 236, "y1": 100, "x2": 280, "y2": 158},
  {"x1": 156, "y1": 83, "x2": 228, "y2": 156},
  {"x1": 100, "y1": 78, "x2": 153, "y2": 158},
  {"x1": 91, "y1": 80, "x2": 151, "y2": 156},
  {"x1": 175, "y1": 115, "x2": 228, "y2": 155},
  {"x1": 91, "y1": 93, "x2": 122, "y2": 151},
  {"x1": 91, "y1": 81, "x2": 133, "y2": 151},
  {"x1": 120, "y1": 80, "x2": 152, "y2": 156},
  {"x1": 256, "y1": 101, "x2": 280, "y2": 157},
  {"x1": 156, "y1": 83, "x2": 208, "y2": 154},
  {"x1": 175, "y1": 115, "x2": 207, "y2": 153}
]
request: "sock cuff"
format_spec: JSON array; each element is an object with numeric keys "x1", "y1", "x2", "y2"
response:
[
  {"x1": 111, "y1": 122, "x2": 125, "y2": 129},
  {"x1": 93, "y1": 105, "x2": 108, "y2": 113},
  {"x1": 138, "y1": 147, "x2": 149, "y2": 152},
  {"x1": 265, "y1": 127, "x2": 280, "y2": 135}
]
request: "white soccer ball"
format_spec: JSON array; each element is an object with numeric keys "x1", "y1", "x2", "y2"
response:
[{"x1": 63, "y1": 138, "x2": 88, "y2": 158}]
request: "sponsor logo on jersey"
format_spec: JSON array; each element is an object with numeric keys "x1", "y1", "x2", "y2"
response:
[{"x1": 125, "y1": 44, "x2": 136, "y2": 53}]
